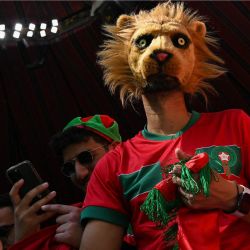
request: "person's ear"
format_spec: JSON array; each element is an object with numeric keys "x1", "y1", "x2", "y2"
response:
[
  {"x1": 191, "y1": 21, "x2": 206, "y2": 38},
  {"x1": 116, "y1": 14, "x2": 135, "y2": 29}
]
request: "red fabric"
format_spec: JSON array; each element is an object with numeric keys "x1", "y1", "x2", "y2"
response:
[
  {"x1": 99, "y1": 115, "x2": 114, "y2": 128},
  {"x1": 81, "y1": 116, "x2": 93, "y2": 122},
  {"x1": 185, "y1": 152, "x2": 209, "y2": 173},
  {"x1": 178, "y1": 208, "x2": 221, "y2": 250},
  {"x1": 178, "y1": 209, "x2": 250, "y2": 250},
  {"x1": 81, "y1": 115, "x2": 114, "y2": 128},
  {"x1": 8, "y1": 225, "x2": 74, "y2": 250},
  {"x1": 155, "y1": 176, "x2": 177, "y2": 201},
  {"x1": 81, "y1": 109, "x2": 250, "y2": 250},
  {"x1": 220, "y1": 215, "x2": 250, "y2": 250},
  {"x1": 123, "y1": 234, "x2": 137, "y2": 247}
]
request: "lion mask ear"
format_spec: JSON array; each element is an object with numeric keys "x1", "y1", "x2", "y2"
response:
[
  {"x1": 116, "y1": 14, "x2": 135, "y2": 29},
  {"x1": 191, "y1": 21, "x2": 206, "y2": 37}
]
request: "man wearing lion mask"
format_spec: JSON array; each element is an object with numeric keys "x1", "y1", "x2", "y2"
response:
[{"x1": 80, "y1": 2, "x2": 250, "y2": 250}]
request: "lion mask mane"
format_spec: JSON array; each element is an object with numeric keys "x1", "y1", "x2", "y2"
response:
[{"x1": 98, "y1": 1, "x2": 225, "y2": 105}]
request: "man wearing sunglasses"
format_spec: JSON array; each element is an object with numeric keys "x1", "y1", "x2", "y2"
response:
[
  {"x1": 9, "y1": 115, "x2": 123, "y2": 249},
  {"x1": 50, "y1": 114, "x2": 121, "y2": 191}
]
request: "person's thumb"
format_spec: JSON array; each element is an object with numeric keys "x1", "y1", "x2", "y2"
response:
[{"x1": 175, "y1": 148, "x2": 192, "y2": 160}]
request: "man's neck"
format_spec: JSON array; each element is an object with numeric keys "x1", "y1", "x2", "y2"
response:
[{"x1": 142, "y1": 91, "x2": 191, "y2": 136}]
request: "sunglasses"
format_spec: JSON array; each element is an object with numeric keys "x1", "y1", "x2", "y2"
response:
[{"x1": 61, "y1": 144, "x2": 108, "y2": 177}]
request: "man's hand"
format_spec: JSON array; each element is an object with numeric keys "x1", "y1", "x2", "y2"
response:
[
  {"x1": 41, "y1": 204, "x2": 82, "y2": 248},
  {"x1": 172, "y1": 148, "x2": 239, "y2": 211},
  {"x1": 9, "y1": 179, "x2": 57, "y2": 242}
]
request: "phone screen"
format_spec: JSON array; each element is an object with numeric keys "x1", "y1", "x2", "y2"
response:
[{"x1": 6, "y1": 160, "x2": 53, "y2": 204}]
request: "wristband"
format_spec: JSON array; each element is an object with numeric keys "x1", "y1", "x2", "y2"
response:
[{"x1": 233, "y1": 185, "x2": 250, "y2": 217}]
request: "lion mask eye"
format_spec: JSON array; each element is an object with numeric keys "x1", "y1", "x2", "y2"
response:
[
  {"x1": 172, "y1": 33, "x2": 190, "y2": 49},
  {"x1": 135, "y1": 34, "x2": 154, "y2": 49}
]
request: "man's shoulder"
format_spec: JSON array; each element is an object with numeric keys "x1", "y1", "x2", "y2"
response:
[
  {"x1": 201, "y1": 109, "x2": 248, "y2": 120},
  {"x1": 111, "y1": 131, "x2": 145, "y2": 151},
  {"x1": 95, "y1": 131, "x2": 145, "y2": 169}
]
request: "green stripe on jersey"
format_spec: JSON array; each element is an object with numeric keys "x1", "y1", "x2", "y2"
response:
[
  {"x1": 119, "y1": 162, "x2": 162, "y2": 201},
  {"x1": 81, "y1": 206, "x2": 129, "y2": 228}
]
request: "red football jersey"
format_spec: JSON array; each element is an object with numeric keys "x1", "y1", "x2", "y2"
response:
[{"x1": 81, "y1": 109, "x2": 250, "y2": 250}]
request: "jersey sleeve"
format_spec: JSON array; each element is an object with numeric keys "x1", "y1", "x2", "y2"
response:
[{"x1": 80, "y1": 148, "x2": 130, "y2": 228}]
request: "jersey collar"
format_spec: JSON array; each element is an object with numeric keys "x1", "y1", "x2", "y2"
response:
[{"x1": 142, "y1": 111, "x2": 200, "y2": 141}]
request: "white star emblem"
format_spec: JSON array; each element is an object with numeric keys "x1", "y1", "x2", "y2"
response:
[{"x1": 218, "y1": 152, "x2": 230, "y2": 162}]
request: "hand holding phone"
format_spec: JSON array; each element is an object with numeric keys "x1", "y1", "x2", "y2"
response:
[
  {"x1": 6, "y1": 160, "x2": 57, "y2": 242},
  {"x1": 6, "y1": 160, "x2": 55, "y2": 204}
]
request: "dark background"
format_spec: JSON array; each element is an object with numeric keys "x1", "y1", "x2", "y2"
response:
[{"x1": 0, "y1": 1, "x2": 249, "y2": 204}]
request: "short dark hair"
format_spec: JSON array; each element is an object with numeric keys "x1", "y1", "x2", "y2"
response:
[
  {"x1": 0, "y1": 193, "x2": 12, "y2": 208},
  {"x1": 50, "y1": 126, "x2": 110, "y2": 160}
]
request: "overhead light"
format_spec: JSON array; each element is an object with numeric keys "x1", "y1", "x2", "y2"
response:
[
  {"x1": 15, "y1": 23, "x2": 22, "y2": 31},
  {"x1": 0, "y1": 31, "x2": 5, "y2": 39},
  {"x1": 0, "y1": 18, "x2": 60, "y2": 43},
  {"x1": 13, "y1": 31, "x2": 21, "y2": 38},
  {"x1": 0, "y1": 24, "x2": 5, "y2": 31},
  {"x1": 40, "y1": 30, "x2": 46, "y2": 37},
  {"x1": 51, "y1": 26, "x2": 58, "y2": 34},
  {"x1": 40, "y1": 23, "x2": 47, "y2": 30},
  {"x1": 51, "y1": 19, "x2": 58, "y2": 26},
  {"x1": 27, "y1": 31, "x2": 34, "y2": 37},
  {"x1": 28, "y1": 23, "x2": 36, "y2": 31}
]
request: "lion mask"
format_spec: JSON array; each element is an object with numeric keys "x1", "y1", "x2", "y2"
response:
[{"x1": 98, "y1": 2, "x2": 225, "y2": 105}]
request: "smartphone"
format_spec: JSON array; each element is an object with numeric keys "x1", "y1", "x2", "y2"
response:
[{"x1": 6, "y1": 160, "x2": 55, "y2": 204}]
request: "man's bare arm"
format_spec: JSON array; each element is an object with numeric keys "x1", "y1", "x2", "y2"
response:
[{"x1": 80, "y1": 220, "x2": 124, "y2": 250}]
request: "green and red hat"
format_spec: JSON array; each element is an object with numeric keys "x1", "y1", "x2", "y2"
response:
[{"x1": 63, "y1": 114, "x2": 121, "y2": 142}]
